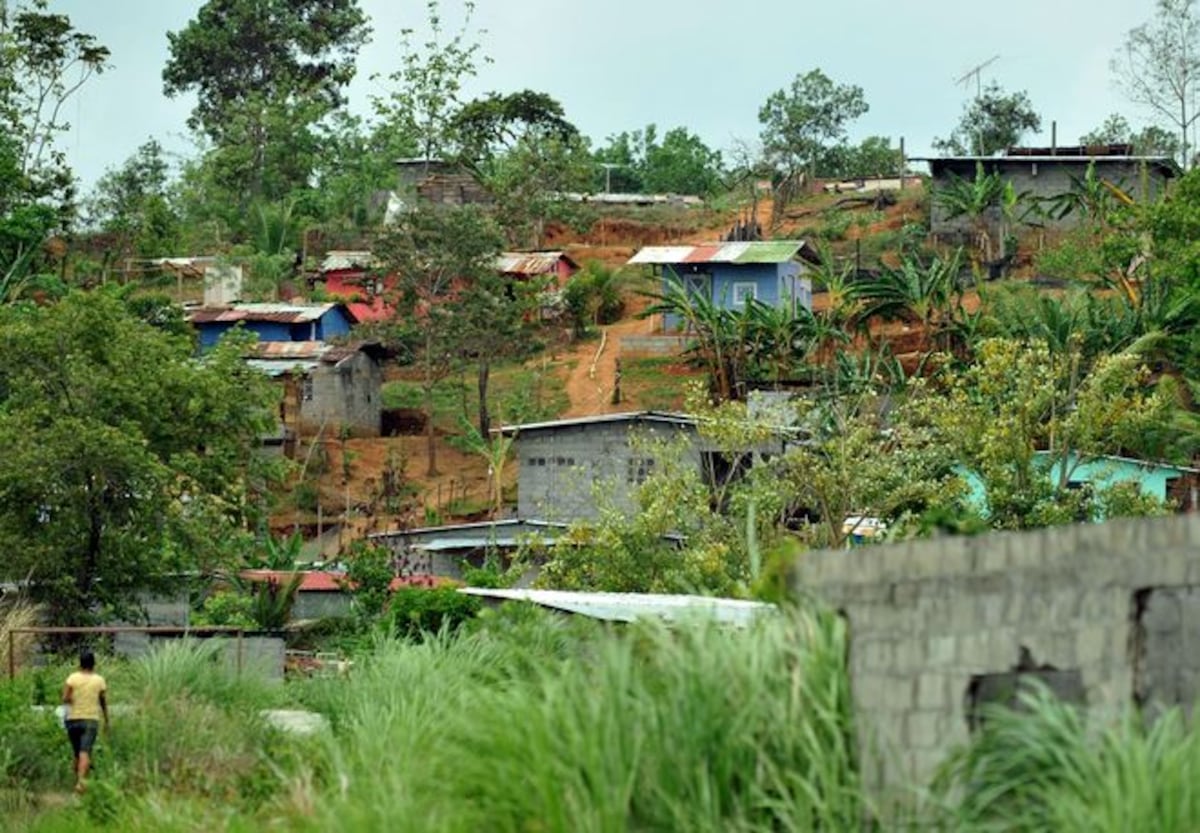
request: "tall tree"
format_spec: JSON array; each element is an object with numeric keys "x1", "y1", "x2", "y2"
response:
[
  {"x1": 1112, "y1": 0, "x2": 1200, "y2": 168},
  {"x1": 934, "y1": 83, "x2": 1041, "y2": 156},
  {"x1": 0, "y1": 291, "x2": 281, "y2": 624},
  {"x1": 162, "y1": 0, "x2": 369, "y2": 200},
  {"x1": 86, "y1": 139, "x2": 180, "y2": 268},
  {"x1": 374, "y1": 203, "x2": 503, "y2": 476},
  {"x1": 758, "y1": 69, "x2": 868, "y2": 178},
  {"x1": 0, "y1": 1, "x2": 108, "y2": 299}
]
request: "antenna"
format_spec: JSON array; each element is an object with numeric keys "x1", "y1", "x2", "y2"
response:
[{"x1": 956, "y1": 55, "x2": 1000, "y2": 99}]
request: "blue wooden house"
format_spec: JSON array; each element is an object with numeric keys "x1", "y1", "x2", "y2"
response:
[
  {"x1": 628, "y1": 241, "x2": 820, "y2": 330},
  {"x1": 187, "y1": 303, "x2": 358, "y2": 350}
]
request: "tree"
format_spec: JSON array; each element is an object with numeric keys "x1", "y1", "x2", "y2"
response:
[
  {"x1": 374, "y1": 204, "x2": 503, "y2": 476},
  {"x1": 934, "y1": 83, "x2": 1041, "y2": 156},
  {"x1": 593, "y1": 124, "x2": 724, "y2": 195},
  {"x1": 1112, "y1": 0, "x2": 1200, "y2": 167},
  {"x1": 162, "y1": 0, "x2": 369, "y2": 199},
  {"x1": 85, "y1": 139, "x2": 180, "y2": 268},
  {"x1": 0, "y1": 291, "x2": 281, "y2": 624},
  {"x1": 817, "y1": 135, "x2": 902, "y2": 179},
  {"x1": 0, "y1": 1, "x2": 108, "y2": 299},
  {"x1": 371, "y1": 0, "x2": 488, "y2": 164},
  {"x1": 758, "y1": 69, "x2": 868, "y2": 177},
  {"x1": 1080, "y1": 112, "x2": 1181, "y2": 158}
]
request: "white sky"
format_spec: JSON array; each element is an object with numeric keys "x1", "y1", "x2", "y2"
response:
[{"x1": 52, "y1": 0, "x2": 1162, "y2": 188}]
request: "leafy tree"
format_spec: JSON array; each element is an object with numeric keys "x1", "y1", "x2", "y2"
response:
[
  {"x1": 758, "y1": 69, "x2": 868, "y2": 178},
  {"x1": 371, "y1": 0, "x2": 487, "y2": 163},
  {"x1": 162, "y1": 0, "x2": 370, "y2": 199},
  {"x1": 0, "y1": 1, "x2": 108, "y2": 298},
  {"x1": 848, "y1": 251, "x2": 966, "y2": 353},
  {"x1": 818, "y1": 135, "x2": 902, "y2": 179},
  {"x1": 85, "y1": 139, "x2": 180, "y2": 267},
  {"x1": 593, "y1": 124, "x2": 724, "y2": 195},
  {"x1": 1112, "y1": 0, "x2": 1200, "y2": 167},
  {"x1": 0, "y1": 291, "x2": 282, "y2": 624},
  {"x1": 373, "y1": 203, "x2": 504, "y2": 475},
  {"x1": 1080, "y1": 112, "x2": 1181, "y2": 158},
  {"x1": 934, "y1": 83, "x2": 1041, "y2": 156}
]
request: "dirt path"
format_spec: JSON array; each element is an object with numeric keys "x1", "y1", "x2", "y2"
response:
[{"x1": 561, "y1": 308, "x2": 656, "y2": 418}]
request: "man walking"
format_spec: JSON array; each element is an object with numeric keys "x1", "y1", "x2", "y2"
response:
[{"x1": 61, "y1": 649, "x2": 108, "y2": 794}]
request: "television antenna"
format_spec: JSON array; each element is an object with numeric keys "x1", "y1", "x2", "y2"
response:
[{"x1": 956, "y1": 55, "x2": 1000, "y2": 98}]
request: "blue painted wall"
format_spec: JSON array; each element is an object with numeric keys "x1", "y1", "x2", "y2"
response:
[
  {"x1": 957, "y1": 452, "x2": 1186, "y2": 519},
  {"x1": 660, "y1": 262, "x2": 810, "y2": 330},
  {"x1": 195, "y1": 307, "x2": 354, "y2": 349}
]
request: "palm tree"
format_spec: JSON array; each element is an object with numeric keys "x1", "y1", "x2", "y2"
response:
[{"x1": 933, "y1": 162, "x2": 1011, "y2": 269}]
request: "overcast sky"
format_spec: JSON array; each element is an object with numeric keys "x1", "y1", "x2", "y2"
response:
[{"x1": 52, "y1": 0, "x2": 1161, "y2": 189}]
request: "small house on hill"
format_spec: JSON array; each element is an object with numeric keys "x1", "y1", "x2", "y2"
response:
[
  {"x1": 396, "y1": 157, "x2": 492, "y2": 207},
  {"x1": 315, "y1": 251, "x2": 394, "y2": 322},
  {"x1": 918, "y1": 147, "x2": 1179, "y2": 237},
  {"x1": 246, "y1": 341, "x2": 385, "y2": 438},
  {"x1": 628, "y1": 241, "x2": 819, "y2": 330},
  {"x1": 187, "y1": 303, "x2": 357, "y2": 350},
  {"x1": 496, "y1": 251, "x2": 579, "y2": 287}
]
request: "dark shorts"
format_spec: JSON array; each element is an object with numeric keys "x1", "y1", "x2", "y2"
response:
[{"x1": 65, "y1": 719, "x2": 99, "y2": 755}]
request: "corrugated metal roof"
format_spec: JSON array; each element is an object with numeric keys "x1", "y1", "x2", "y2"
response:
[
  {"x1": 627, "y1": 241, "x2": 817, "y2": 266},
  {"x1": 249, "y1": 341, "x2": 331, "y2": 360},
  {"x1": 320, "y1": 250, "x2": 376, "y2": 272},
  {"x1": 458, "y1": 588, "x2": 776, "y2": 627},
  {"x1": 245, "y1": 359, "x2": 321, "y2": 377},
  {"x1": 497, "y1": 410, "x2": 697, "y2": 437},
  {"x1": 496, "y1": 251, "x2": 575, "y2": 276},
  {"x1": 187, "y1": 303, "x2": 341, "y2": 324},
  {"x1": 240, "y1": 570, "x2": 444, "y2": 593}
]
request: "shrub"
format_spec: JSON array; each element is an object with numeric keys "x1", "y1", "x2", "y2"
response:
[{"x1": 388, "y1": 588, "x2": 481, "y2": 641}]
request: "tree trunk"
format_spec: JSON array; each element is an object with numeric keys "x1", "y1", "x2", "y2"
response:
[
  {"x1": 477, "y1": 359, "x2": 491, "y2": 440},
  {"x1": 423, "y1": 335, "x2": 438, "y2": 477}
]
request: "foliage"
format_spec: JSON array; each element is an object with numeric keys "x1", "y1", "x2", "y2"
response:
[
  {"x1": 758, "y1": 68, "x2": 869, "y2": 177},
  {"x1": 389, "y1": 587, "x2": 480, "y2": 641},
  {"x1": 593, "y1": 123, "x2": 725, "y2": 195},
  {"x1": 1081, "y1": 111, "x2": 1181, "y2": 158},
  {"x1": 562, "y1": 259, "x2": 639, "y2": 337},
  {"x1": 162, "y1": 0, "x2": 369, "y2": 200},
  {"x1": 932, "y1": 161, "x2": 1027, "y2": 265},
  {"x1": 1111, "y1": 0, "x2": 1200, "y2": 167},
  {"x1": 0, "y1": 1, "x2": 109, "y2": 298},
  {"x1": 817, "y1": 135, "x2": 903, "y2": 179},
  {"x1": 84, "y1": 139, "x2": 180, "y2": 265},
  {"x1": 0, "y1": 291, "x2": 282, "y2": 624},
  {"x1": 849, "y1": 250, "x2": 966, "y2": 352},
  {"x1": 343, "y1": 540, "x2": 394, "y2": 623},
  {"x1": 934, "y1": 82, "x2": 1042, "y2": 156},
  {"x1": 192, "y1": 589, "x2": 255, "y2": 629},
  {"x1": 935, "y1": 686, "x2": 1200, "y2": 832}
]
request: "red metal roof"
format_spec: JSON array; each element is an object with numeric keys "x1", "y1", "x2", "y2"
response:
[{"x1": 496, "y1": 251, "x2": 577, "y2": 276}]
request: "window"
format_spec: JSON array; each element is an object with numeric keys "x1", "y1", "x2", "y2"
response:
[
  {"x1": 301, "y1": 376, "x2": 314, "y2": 402},
  {"x1": 732, "y1": 282, "x2": 757, "y2": 305},
  {"x1": 626, "y1": 457, "x2": 656, "y2": 485}
]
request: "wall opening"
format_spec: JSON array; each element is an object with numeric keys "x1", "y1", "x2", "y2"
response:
[{"x1": 965, "y1": 646, "x2": 1085, "y2": 733}]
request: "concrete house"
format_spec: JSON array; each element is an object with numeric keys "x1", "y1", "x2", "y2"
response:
[
  {"x1": 919, "y1": 146, "x2": 1179, "y2": 237},
  {"x1": 371, "y1": 519, "x2": 572, "y2": 581},
  {"x1": 628, "y1": 241, "x2": 819, "y2": 330},
  {"x1": 187, "y1": 302, "x2": 358, "y2": 350},
  {"x1": 246, "y1": 341, "x2": 385, "y2": 438}
]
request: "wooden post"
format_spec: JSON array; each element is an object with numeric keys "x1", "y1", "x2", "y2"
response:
[
  {"x1": 899, "y1": 137, "x2": 906, "y2": 189},
  {"x1": 1051, "y1": 121, "x2": 1057, "y2": 156},
  {"x1": 236, "y1": 630, "x2": 244, "y2": 676},
  {"x1": 8, "y1": 631, "x2": 14, "y2": 681}
]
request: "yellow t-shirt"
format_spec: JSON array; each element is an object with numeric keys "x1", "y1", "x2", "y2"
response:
[{"x1": 65, "y1": 671, "x2": 106, "y2": 721}]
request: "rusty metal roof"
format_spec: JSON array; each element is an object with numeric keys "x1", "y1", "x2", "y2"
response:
[
  {"x1": 320, "y1": 250, "x2": 377, "y2": 272},
  {"x1": 628, "y1": 241, "x2": 819, "y2": 266},
  {"x1": 186, "y1": 303, "x2": 344, "y2": 325},
  {"x1": 496, "y1": 251, "x2": 576, "y2": 276}
]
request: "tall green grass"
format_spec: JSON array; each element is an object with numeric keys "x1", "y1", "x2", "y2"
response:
[
  {"x1": 299, "y1": 606, "x2": 863, "y2": 832},
  {"x1": 933, "y1": 685, "x2": 1200, "y2": 832}
]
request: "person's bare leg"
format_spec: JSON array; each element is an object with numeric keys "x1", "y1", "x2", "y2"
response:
[{"x1": 75, "y1": 751, "x2": 90, "y2": 792}]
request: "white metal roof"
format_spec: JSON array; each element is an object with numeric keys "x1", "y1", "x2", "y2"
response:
[
  {"x1": 496, "y1": 410, "x2": 696, "y2": 436},
  {"x1": 458, "y1": 588, "x2": 776, "y2": 627}
]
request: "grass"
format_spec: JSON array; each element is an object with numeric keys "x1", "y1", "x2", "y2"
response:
[
  {"x1": 383, "y1": 361, "x2": 569, "y2": 434},
  {"x1": 619, "y1": 355, "x2": 703, "y2": 411}
]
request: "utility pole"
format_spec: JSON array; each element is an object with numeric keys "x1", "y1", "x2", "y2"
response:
[
  {"x1": 956, "y1": 55, "x2": 1001, "y2": 155},
  {"x1": 598, "y1": 163, "x2": 621, "y2": 193}
]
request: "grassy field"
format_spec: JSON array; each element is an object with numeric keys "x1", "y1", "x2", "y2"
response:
[
  {"x1": 6, "y1": 605, "x2": 1200, "y2": 831},
  {"x1": 618, "y1": 355, "x2": 703, "y2": 411}
]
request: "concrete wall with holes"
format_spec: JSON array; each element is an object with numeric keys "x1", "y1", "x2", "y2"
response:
[{"x1": 791, "y1": 513, "x2": 1200, "y2": 795}]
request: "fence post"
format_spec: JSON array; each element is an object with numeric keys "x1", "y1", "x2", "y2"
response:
[
  {"x1": 236, "y1": 630, "x2": 244, "y2": 676},
  {"x1": 8, "y1": 631, "x2": 14, "y2": 681}
]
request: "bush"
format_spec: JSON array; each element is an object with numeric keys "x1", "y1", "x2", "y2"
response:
[{"x1": 388, "y1": 588, "x2": 481, "y2": 641}]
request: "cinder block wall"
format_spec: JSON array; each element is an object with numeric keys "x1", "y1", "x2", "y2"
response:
[{"x1": 791, "y1": 514, "x2": 1200, "y2": 794}]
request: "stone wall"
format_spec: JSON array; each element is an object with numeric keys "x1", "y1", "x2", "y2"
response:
[{"x1": 791, "y1": 514, "x2": 1200, "y2": 796}]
